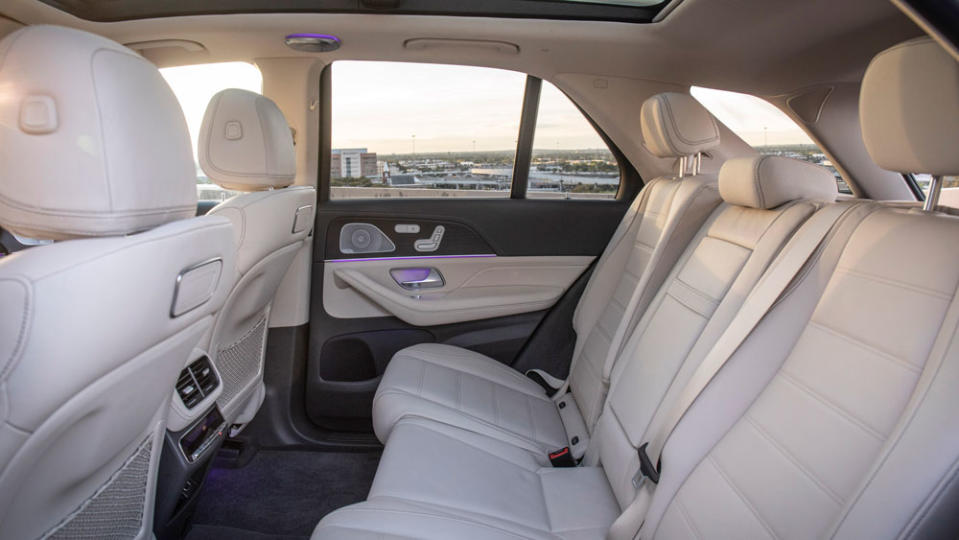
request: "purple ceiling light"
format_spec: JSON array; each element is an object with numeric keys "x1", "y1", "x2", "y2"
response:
[{"x1": 284, "y1": 33, "x2": 341, "y2": 53}]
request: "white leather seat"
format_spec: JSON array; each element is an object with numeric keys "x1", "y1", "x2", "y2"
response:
[
  {"x1": 198, "y1": 89, "x2": 316, "y2": 426},
  {"x1": 316, "y1": 153, "x2": 838, "y2": 538},
  {"x1": 314, "y1": 36, "x2": 959, "y2": 540},
  {"x1": 372, "y1": 92, "x2": 725, "y2": 458},
  {"x1": 641, "y1": 35, "x2": 959, "y2": 540},
  {"x1": 0, "y1": 26, "x2": 236, "y2": 539}
]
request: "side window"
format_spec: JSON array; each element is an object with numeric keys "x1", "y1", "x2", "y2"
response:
[
  {"x1": 160, "y1": 62, "x2": 263, "y2": 203},
  {"x1": 690, "y1": 86, "x2": 851, "y2": 194},
  {"x1": 528, "y1": 81, "x2": 620, "y2": 199},
  {"x1": 330, "y1": 61, "x2": 526, "y2": 200}
]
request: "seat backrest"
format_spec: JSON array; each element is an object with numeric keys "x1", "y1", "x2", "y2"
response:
[
  {"x1": 0, "y1": 25, "x2": 235, "y2": 539},
  {"x1": 198, "y1": 88, "x2": 316, "y2": 426},
  {"x1": 567, "y1": 92, "x2": 724, "y2": 435},
  {"x1": 640, "y1": 37, "x2": 959, "y2": 539},
  {"x1": 591, "y1": 155, "x2": 838, "y2": 506}
]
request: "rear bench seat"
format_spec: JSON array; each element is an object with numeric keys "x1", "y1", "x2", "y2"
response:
[
  {"x1": 373, "y1": 92, "x2": 725, "y2": 459},
  {"x1": 317, "y1": 153, "x2": 839, "y2": 538},
  {"x1": 314, "y1": 37, "x2": 959, "y2": 539}
]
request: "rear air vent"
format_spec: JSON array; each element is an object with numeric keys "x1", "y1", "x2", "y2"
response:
[{"x1": 175, "y1": 356, "x2": 219, "y2": 410}]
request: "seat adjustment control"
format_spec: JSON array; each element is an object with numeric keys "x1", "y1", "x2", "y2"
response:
[{"x1": 414, "y1": 226, "x2": 445, "y2": 252}]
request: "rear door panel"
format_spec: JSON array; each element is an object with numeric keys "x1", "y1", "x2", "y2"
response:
[{"x1": 306, "y1": 198, "x2": 627, "y2": 430}]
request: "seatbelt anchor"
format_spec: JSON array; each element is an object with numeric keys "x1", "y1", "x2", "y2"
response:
[
  {"x1": 548, "y1": 446, "x2": 577, "y2": 467},
  {"x1": 631, "y1": 442, "x2": 660, "y2": 489}
]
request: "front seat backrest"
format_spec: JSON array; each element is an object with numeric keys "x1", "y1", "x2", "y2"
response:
[
  {"x1": 198, "y1": 88, "x2": 316, "y2": 427},
  {"x1": 0, "y1": 25, "x2": 235, "y2": 539}
]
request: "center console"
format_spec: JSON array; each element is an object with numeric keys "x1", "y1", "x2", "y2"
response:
[{"x1": 154, "y1": 353, "x2": 228, "y2": 540}]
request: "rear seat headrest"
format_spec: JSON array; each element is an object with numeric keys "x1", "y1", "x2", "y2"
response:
[
  {"x1": 860, "y1": 37, "x2": 959, "y2": 175},
  {"x1": 640, "y1": 92, "x2": 720, "y2": 158},
  {"x1": 0, "y1": 25, "x2": 197, "y2": 241},
  {"x1": 719, "y1": 156, "x2": 838, "y2": 210},
  {"x1": 199, "y1": 88, "x2": 296, "y2": 192}
]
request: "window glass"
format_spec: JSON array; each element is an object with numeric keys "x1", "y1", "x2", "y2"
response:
[
  {"x1": 690, "y1": 86, "x2": 851, "y2": 194},
  {"x1": 160, "y1": 62, "x2": 263, "y2": 203},
  {"x1": 528, "y1": 81, "x2": 620, "y2": 200},
  {"x1": 915, "y1": 175, "x2": 959, "y2": 209},
  {"x1": 329, "y1": 61, "x2": 526, "y2": 200}
]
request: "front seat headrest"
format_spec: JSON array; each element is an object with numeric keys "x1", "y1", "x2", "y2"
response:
[
  {"x1": 860, "y1": 37, "x2": 959, "y2": 175},
  {"x1": 640, "y1": 92, "x2": 720, "y2": 158},
  {"x1": 199, "y1": 88, "x2": 296, "y2": 192},
  {"x1": 719, "y1": 155, "x2": 838, "y2": 210},
  {"x1": 0, "y1": 25, "x2": 197, "y2": 241}
]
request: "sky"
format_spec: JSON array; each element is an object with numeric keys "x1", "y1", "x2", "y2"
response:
[
  {"x1": 690, "y1": 86, "x2": 815, "y2": 147},
  {"x1": 160, "y1": 60, "x2": 815, "y2": 158}
]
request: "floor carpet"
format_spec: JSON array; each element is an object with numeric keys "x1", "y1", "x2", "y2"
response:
[{"x1": 185, "y1": 449, "x2": 380, "y2": 540}]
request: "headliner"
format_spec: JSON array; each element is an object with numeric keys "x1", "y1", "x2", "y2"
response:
[{"x1": 0, "y1": 0, "x2": 922, "y2": 96}]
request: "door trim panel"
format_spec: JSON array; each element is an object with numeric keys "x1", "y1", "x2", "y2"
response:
[{"x1": 323, "y1": 255, "x2": 594, "y2": 325}]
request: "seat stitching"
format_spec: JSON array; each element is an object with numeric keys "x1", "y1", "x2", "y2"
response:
[
  {"x1": 706, "y1": 454, "x2": 780, "y2": 539},
  {"x1": 24, "y1": 220, "x2": 233, "y2": 281},
  {"x1": 743, "y1": 414, "x2": 845, "y2": 506},
  {"x1": 400, "y1": 421, "x2": 542, "y2": 472},
  {"x1": 538, "y1": 470, "x2": 555, "y2": 532},
  {"x1": 673, "y1": 275, "x2": 722, "y2": 304},
  {"x1": 777, "y1": 371, "x2": 885, "y2": 441},
  {"x1": 594, "y1": 321, "x2": 615, "y2": 342},
  {"x1": 674, "y1": 493, "x2": 705, "y2": 540},
  {"x1": 0, "y1": 277, "x2": 30, "y2": 381},
  {"x1": 664, "y1": 288, "x2": 712, "y2": 320},
  {"x1": 327, "y1": 505, "x2": 536, "y2": 539},
  {"x1": 492, "y1": 377, "x2": 500, "y2": 425},
  {"x1": 416, "y1": 358, "x2": 426, "y2": 396},
  {"x1": 406, "y1": 351, "x2": 543, "y2": 397},
  {"x1": 807, "y1": 320, "x2": 923, "y2": 372},
  {"x1": 835, "y1": 266, "x2": 953, "y2": 300},
  {"x1": 525, "y1": 393, "x2": 537, "y2": 440},
  {"x1": 377, "y1": 390, "x2": 564, "y2": 447},
  {"x1": 830, "y1": 282, "x2": 959, "y2": 537},
  {"x1": 455, "y1": 370, "x2": 462, "y2": 411}
]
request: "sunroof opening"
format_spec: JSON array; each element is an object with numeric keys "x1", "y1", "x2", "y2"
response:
[
  {"x1": 559, "y1": 0, "x2": 665, "y2": 5},
  {"x1": 36, "y1": 0, "x2": 669, "y2": 23}
]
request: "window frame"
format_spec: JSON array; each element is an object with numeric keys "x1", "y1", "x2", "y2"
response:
[{"x1": 318, "y1": 61, "x2": 640, "y2": 204}]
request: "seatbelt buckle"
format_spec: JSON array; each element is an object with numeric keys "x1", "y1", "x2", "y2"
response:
[
  {"x1": 631, "y1": 442, "x2": 660, "y2": 489},
  {"x1": 548, "y1": 446, "x2": 576, "y2": 467}
]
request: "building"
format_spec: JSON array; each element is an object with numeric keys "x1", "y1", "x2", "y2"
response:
[{"x1": 331, "y1": 148, "x2": 378, "y2": 178}]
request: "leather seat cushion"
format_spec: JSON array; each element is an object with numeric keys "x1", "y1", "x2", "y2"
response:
[
  {"x1": 372, "y1": 344, "x2": 569, "y2": 453},
  {"x1": 325, "y1": 417, "x2": 620, "y2": 539}
]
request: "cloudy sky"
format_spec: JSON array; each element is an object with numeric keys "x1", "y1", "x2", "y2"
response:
[{"x1": 161, "y1": 60, "x2": 814, "y2": 157}]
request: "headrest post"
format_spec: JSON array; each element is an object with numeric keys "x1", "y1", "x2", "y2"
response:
[
  {"x1": 923, "y1": 175, "x2": 943, "y2": 212},
  {"x1": 677, "y1": 156, "x2": 687, "y2": 179},
  {"x1": 694, "y1": 152, "x2": 703, "y2": 175}
]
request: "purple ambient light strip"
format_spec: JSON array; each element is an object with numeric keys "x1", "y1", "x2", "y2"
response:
[
  {"x1": 285, "y1": 33, "x2": 341, "y2": 42},
  {"x1": 326, "y1": 254, "x2": 496, "y2": 263}
]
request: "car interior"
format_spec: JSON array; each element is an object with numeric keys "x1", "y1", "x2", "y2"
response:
[{"x1": 0, "y1": 0, "x2": 958, "y2": 539}]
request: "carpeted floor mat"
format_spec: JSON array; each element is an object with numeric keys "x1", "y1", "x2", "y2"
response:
[{"x1": 185, "y1": 449, "x2": 380, "y2": 539}]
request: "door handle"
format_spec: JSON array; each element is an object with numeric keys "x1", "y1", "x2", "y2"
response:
[{"x1": 390, "y1": 267, "x2": 445, "y2": 290}]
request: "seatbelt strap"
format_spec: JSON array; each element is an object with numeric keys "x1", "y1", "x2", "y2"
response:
[
  {"x1": 555, "y1": 180, "x2": 660, "y2": 401},
  {"x1": 608, "y1": 203, "x2": 852, "y2": 540}
]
